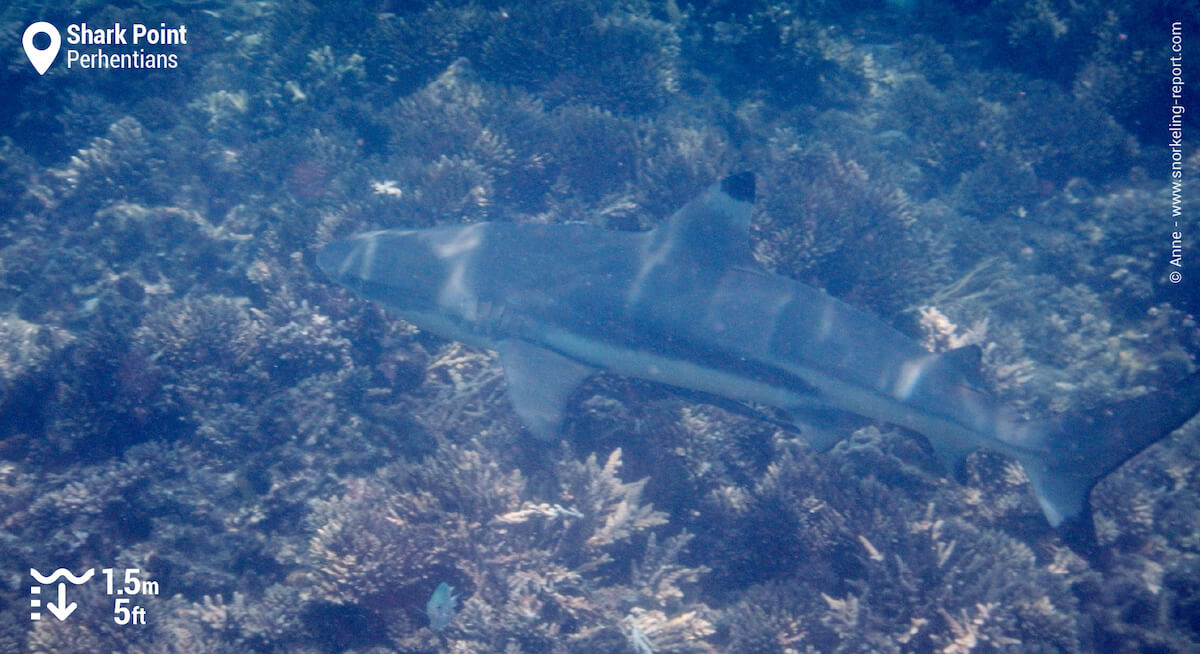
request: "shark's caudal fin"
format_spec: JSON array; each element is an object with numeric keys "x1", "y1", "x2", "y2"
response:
[{"x1": 1019, "y1": 370, "x2": 1200, "y2": 552}]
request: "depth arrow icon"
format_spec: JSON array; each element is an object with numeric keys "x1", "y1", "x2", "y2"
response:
[{"x1": 46, "y1": 583, "x2": 76, "y2": 621}]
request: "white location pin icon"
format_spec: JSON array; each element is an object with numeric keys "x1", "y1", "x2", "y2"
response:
[{"x1": 22, "y1": 22, "x2": 61, "y2": 76}]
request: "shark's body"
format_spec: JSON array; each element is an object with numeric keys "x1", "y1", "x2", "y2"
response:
[{"x1": 319, "y1": 173, "x2": 1200, "y2": 548}]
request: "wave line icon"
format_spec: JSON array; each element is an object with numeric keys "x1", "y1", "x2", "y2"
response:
[{"x1": 30, "y1": 568, "x2": 94, "y2": 585}]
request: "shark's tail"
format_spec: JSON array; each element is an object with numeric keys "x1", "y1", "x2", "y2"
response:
[{"x1": 1018, "y1": 370, "x2": 1200, "y2": 553}]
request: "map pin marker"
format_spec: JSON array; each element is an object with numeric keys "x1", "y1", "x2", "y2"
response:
[{"x1": 22, "y1": 22, "x2": 61, "y2": 76}]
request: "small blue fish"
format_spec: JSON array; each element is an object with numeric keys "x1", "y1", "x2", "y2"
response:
[{"x1": 426, "y1": 582, "x2": 457, "y2": 631}]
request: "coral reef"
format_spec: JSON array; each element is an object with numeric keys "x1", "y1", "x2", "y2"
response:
[
  {"x1": 713, "y1": 436, "x2": 1087, "y2": 653},
  {"x1": 0, "y1": 0, "x2": 1197, "y2": 652}
]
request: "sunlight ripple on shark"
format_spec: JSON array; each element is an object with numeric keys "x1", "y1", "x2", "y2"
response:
[{"x1": 318, "y1": 173, "x2": 1200, "y2": 550}]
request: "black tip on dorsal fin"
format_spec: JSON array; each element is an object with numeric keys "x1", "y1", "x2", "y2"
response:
[{"x1": 721, "y1": 172, "x2": 755, "y2": 203}]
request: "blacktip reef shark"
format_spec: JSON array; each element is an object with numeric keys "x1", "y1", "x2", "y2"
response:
[{"x1": 319, "y1": 173, "x2": 1200, "y2": 550}]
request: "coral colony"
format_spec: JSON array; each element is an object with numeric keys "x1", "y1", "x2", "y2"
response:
[{"x1": 1, "y1": 1, "x2": 1197, "y2": 652}]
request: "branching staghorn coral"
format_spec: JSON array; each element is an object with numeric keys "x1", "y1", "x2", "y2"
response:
[
  {"x1": 565, "y1": 449, "x2": 669, "y2": 550},
  {"x1": 753, "y1": 142, "x2": 954, "y2": 316},
  {"x1": 291, "y1": 439, "x2": 712, "y2": 653},
  {"x1": 478, "y1": 0, "x2": 682, "y2": 114},
  {"x1": 699, "y1": 430, "x2": 1091, "y2": 653}
]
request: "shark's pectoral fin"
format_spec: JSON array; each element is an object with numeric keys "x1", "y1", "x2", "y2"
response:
[{"x1": 496, "y1": 340, "x2": 595, "y2": 440}]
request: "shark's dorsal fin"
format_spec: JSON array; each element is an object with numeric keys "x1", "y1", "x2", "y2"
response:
[
  {"x1": 650, "y1": 172, "x2": 757, "y2": 267},
  {"x1": 495, "y1": 340, "x2": 595, "y2": 440},
  {"x1": 627, "y1": 173, "x2": 758, "y2": 307}
]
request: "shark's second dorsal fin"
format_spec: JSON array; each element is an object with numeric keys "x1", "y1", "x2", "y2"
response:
[
  {"x1": 650, "y1": 172, "x2": 757, "y2": 268},
  {"x1": 934, "y1": 345, "x2": 986, "y2": 392}
]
